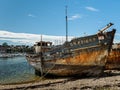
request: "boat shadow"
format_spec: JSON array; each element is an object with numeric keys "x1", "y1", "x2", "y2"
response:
[{"x1": 44, "y1": 69, "x2": 120, "y2": 83}]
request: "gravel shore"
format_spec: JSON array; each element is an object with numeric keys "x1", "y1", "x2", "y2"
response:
[{"x1": 0, "y1": 70, "x2": 120, "y2": 90}]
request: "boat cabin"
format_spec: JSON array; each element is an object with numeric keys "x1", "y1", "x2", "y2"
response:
[{"x1": 34, "y1": 41, "x2": 52, "y2": 53}]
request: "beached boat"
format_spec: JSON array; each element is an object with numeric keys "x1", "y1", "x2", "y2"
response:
[
  {"x1": 105, "y1": 43, "x2": 120, "y2": 70},
  {"x1": 26, "y1": 23, "x2": 116, "y2": 77}
]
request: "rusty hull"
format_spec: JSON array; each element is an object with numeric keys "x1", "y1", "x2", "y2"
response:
[
  {"x1": 45, "y1": 47, "x2": 107, "y2": 76},
  {"x1": 26, "y1": 46, "x2": 107, "y2": 76},
  {"x1": 106, "y1": 49, "x2": 120, "y2": 70}
]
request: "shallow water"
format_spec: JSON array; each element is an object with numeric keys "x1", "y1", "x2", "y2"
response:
[{"x1": 0, "y1": 56, "x2": 39, "y2": 84}]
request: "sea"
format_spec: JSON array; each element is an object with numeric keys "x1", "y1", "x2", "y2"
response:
[{"x1": 0, "y1": 56, "x2": 40, "y2": 85}]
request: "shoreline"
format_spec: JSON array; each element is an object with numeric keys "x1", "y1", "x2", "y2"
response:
[
  {"x1": 0, "y1": 70, "x2": 120, "y2": 90},
  {"x1": 0, "y1": 53, "x2": 25, "y2": 58}
]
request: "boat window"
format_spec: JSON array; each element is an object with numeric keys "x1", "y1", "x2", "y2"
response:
[
  {"x1": 73, "y1": 42, "x2": 76, "y2": 45},
  {"x1": 47, "y1": 43, "x2": 50, "y2": 46},
  {"x1": 90, "y1": 39, "x2": 92, "y2": 42},
  {"x1": 62, "y1": 49, "x2": 64, "y2": 53},
  {"x1": 78, "y1": 41, "x2": 80, "y2": 44},
  {"x1": 86, "y1": 39, "x2": 88, "y2": 43},
  {"x1": 37, "y1": 43, "x2": 41, "y2": 46},
  {"x1": 49, "y1": 42, "x2": 52, "y2": 46},
  {"x1": 83, "y1": 40, "x2": 86, "y2": 44},
  {"x1": 42, "y1": 43, "x2": 44, "y2": 46},
  {"x1": 76, "y1": 41, "x2": 78, "y2": 45},
  {"x1": 84, "y1": 39, "x2": 87, "y2": 43},
  {"x1": 93, "y1": 38, "x2": 96, "y2": 41},
  {"x1": 81, "y1": 40, "x2": 83, "y2": 44}
]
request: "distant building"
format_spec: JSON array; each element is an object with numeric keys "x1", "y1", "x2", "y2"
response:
[{"x1": 0, "y1": 45, "x2": 7, "y2": 53}]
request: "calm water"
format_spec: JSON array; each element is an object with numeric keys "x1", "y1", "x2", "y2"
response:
[{"x1": 0, "y1": 56, "x2": 39, "y2": 84}]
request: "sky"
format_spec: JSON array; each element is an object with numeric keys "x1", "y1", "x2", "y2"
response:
[{"x1": 0, "y1": 0, "x2": 120, "y2": 45}]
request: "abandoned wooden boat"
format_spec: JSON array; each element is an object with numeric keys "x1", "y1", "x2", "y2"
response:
[
  {"x1": 26, "y1": 23, "x2": 116, "y2": 77},
  {"x1": 105, "y1": 43, "x2": 120, "y2": 70}
]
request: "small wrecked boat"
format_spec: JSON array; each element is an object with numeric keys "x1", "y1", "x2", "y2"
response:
[
  {"x1": 26, "y1": 23, "x2": 116, "y2": 77},
  {"x1": 105, "y1": 43, "x2": 120, "y2": 70}
]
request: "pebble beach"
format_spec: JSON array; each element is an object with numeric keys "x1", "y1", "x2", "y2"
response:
[{"x1": 0, "y1": 70, "x2": 120, "y2": 90}]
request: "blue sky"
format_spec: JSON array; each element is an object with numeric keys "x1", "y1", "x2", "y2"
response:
[{"x1": 0, "y1": 0, "x2": 120, "y2": 45}]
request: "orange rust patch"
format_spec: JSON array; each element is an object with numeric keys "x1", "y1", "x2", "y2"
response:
[
  {"x1": 56, "y1": 49, "x2": 106, "y2": 65},
  {"x1": 106, "y1": 50, "x2": 120, "y2": 70}
]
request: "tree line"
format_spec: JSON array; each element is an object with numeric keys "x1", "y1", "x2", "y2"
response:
[{"x1": 0, "y1": 42, "x2": 34, "y2": 53}]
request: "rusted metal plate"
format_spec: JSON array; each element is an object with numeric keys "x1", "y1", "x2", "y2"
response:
[{"x1": 106, "y1": 49, "x2": 120, "y2": 70}]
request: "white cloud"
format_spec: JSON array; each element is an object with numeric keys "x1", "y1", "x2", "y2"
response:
[
  {"x1": 85, "y1": 6, "x2": 99, "y2": 12},
  {"x1": 0, "y1": 30, "x2": 119, "y2": 45},
  {"x1": 0, "y1": 30, "x2": 73, "y2": 45},
  {"x1": 28, "y1": 14, "x2": 36, "y2": 17},
  {"x1": 68, "y1": 14, "x2": 81, "y2": 21}
]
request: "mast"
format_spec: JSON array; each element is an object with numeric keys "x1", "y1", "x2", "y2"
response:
[
  {"x1": 40, "y1": 34, "x2": 43, "y2": 76},
  {"x1": 40, "y1": 34, "x2": 42, "y2": 52},
  {"x1": 65, "y1": 6, "x2": 68, "y2": 42}
]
